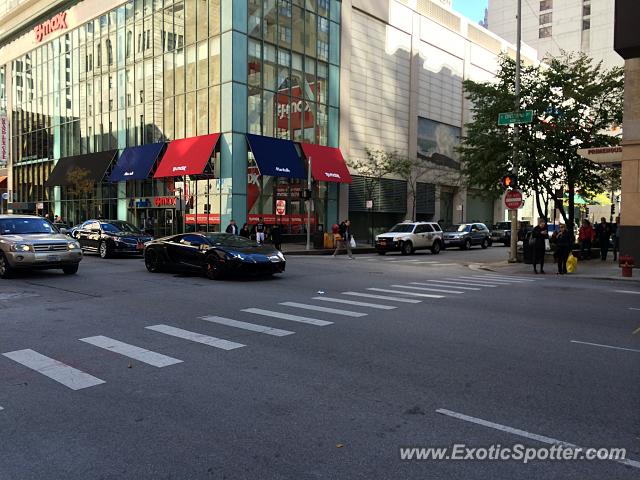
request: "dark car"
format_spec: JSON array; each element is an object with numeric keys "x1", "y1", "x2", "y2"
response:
[
  {"x1": 143, "y1": 232, "x2": 286, "y2": 280},
  {"x1": 443, "y1": 223, "x2": 491, "y2": 250},
  {"x1": 76, "y1": 220, "x2": 153, "y2": 258}
]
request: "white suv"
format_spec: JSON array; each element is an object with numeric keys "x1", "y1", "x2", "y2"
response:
[{"x1": 375, "y1": 221, "x2": 444, "y2": 255}]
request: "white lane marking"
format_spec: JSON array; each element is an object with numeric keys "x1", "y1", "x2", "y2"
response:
[
  {"x1": 391, "y1": 284, "x2": 465, "y2": 295},
  {"x1": 630, "y1": 307, "x2": 640, "y2": 311},
  {"x1": 395, "y1": 259, "x2": 421, "y2": 262},
  {"x1": 145, "y1": 325, "x2": 245, "y2": 350},
  {"x1": 570, "y1": 340, "x2": 640, "y2": 353},
  {"x1": 0, "y1": 405, "x2": 3, "y2": 411},
  {"x1": 341, "y1": 292, "x2": 422, "y2": 303},
  {"x1": 79, "y1": 336, "x2": 183, "y2": 367},
  {"x1": 480, "y1": 274, "x2": 535, "y2": 282},
  {"x1": 312, "y1": 297, "x2": 397, "y2": 310},
  {"x1": 279, "y1": 301, "x2": 367, "y2": 318},
  {"x1": 367, "y1": 288, "x2": 444, "y2": 299},
  {"x1": 426, "y1": 263, "x2": 459, "y2": 266},
  {"x1": 242, "y1": 308, "x2": 333, "y2": 326},
  {"x1": 200, "y1": 316, "x2": 294, "y2": 337},
  {"x1": 458, "y1": 276, "x2": 518, "y2": 284},
  {"x1": 614, "y1": 290, "x2": 640, "y2": 295},
  {"x1": 411, "y1": 281, "x2": 480, "y2": 291},
  {"x1": 436, "y1": 408, "x2": 640, "y2": 470},
  {"x1": 2, "y1": 349, "x2": 105, "y2": 390},
  {"x1": 444, "y1": 278, "x2": 500, "y2": 287}
]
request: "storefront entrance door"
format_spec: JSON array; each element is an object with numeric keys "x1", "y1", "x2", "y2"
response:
[{"x1": 135, "y1": 209, "x2": 176, "y2": 238}]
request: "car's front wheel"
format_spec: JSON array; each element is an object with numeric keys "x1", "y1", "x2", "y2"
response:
[
  {"x1": 430, "y1": 241, "x2": 441, "y2": 255},
  {"x1": 62, "y1": 264, "x2": 79, "y2": 275},
  {"x1": 144, "y1": 249, "x2": 163, "y2": 273},
  {"x1": 204, "y1": 254, "x2": 222, "y2": 280},
  {"x1": 99, "y1": 241, "x2": 111, "y2": 259},
  {"x1": 463, "y1": 238, "x2": 472, "y2": 250},
  {"x1": 481, "y1": 238, "x2": 489, "y2": 249},
  {"x1": 401, "y1": 241, "x2": 414, "y2": 255},
  {"x1": 0, "y1": 252, "x2": 13, "y2": 279}
]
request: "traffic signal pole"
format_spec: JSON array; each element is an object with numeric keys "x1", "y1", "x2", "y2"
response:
[{"x1": 509, "y1": 0, "x2": 522, "y2": 263}]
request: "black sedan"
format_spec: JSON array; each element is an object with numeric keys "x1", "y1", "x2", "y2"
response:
[
  {"x1": 143, "y1": 232, "x2": 286, "y2": 280},
  {"x1": 75, "y1": 220, "x2": 153, "y2": 258}
]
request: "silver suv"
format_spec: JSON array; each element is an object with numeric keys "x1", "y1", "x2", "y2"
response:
[
  {"x1": 375, "y1": 221, "x2": 444, "y2": 255},
  {"x1": 0, "y1": 215, "x2": 83, "y2": 278}
]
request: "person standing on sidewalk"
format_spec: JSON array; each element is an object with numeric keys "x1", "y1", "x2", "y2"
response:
[
  {"x1": 531, "y1": 219, "x2": 548, "y2": 274},
  {"x1": 554, "y1": 224, "x2": 572, "y2": 274},
  {"x1": 578, "y1": 219, "x2": 594, "y2": 260},
  {"x1": 254, "y1": 217, "x2": 266, "y2": 245},
  {"x1": 333, "y1": 220, "x2": 354, "y2": 259},
  {"x1": 225, "y1": 219, "x2": 239, "y2": 235},
  {"x1": 271, "y1": 224, "x2": 282, "y2": 251},
  {"x1": 595, "y1": 217, "x2": 611, "y2": 261}
]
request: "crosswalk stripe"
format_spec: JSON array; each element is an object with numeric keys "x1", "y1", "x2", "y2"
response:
[
  {"x1": 145, "y1": 325, "x2": 245, "y2": 350},
  {"x1": 458, "y1": 276, "x2": 517, "y2": 284},
  {"x1": 411, "y1": 281, "x2": 480, "y2": 291},
  {"x1": 391, "y1": 284, "x2": 465, "y2": 294},
  {"x1": 481, "y1": 274, "x2": 536, "y2": 281},
  {"x1": 367, "y1": 288, "x2": 444, "y2": 299},
  {"x1": 396, "y1": 259, "x2": 421, "y2": 262},
  {"x1": 341, "y1": 292, "x2": 422, "y2": 303},
  {"x1": 279, "y1": 301, "x2": 367, "y2": 317},
  {"x1": 0, "y1": 405, "x2": 3, "y2": 411},
  {"x1": 444, "y1": 278, "x2": 500, "y2": 287},
  {"x1": 312, "y1": 296, "x2": 397, "y2": 310},
  {"x1": 614, "y1": 290, "x2": 640, "y2": 295},
  {"x1": 2, "y1": 349, "x2": 106, "y2": 390},
  {"x1": 477, "y1": 274, "x2": 533, "y2": 282},
  {"x1": 200, "y1": 316, "x2": 294, "y2": 336},
  {"x1": 79, "y1": 336, "x2": 183, "y2": 367},
  {"x1": 242, "y1": 308, "x2": 333, "y2": 326}
]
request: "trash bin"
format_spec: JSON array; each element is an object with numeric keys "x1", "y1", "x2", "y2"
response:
[{"x1": 313, "y1": 231, "x2": 324, "y2": 249}]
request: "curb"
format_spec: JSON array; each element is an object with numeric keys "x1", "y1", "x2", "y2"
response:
[{"x1": 283, "y1": 247, "x2": 378, "y2": 256}]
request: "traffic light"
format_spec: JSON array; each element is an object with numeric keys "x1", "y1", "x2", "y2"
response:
[{"x1": 501, "y1": 174, "x2": 518, "y2": 189}]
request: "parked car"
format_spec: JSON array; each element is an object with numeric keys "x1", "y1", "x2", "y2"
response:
[
  {"x1": 0, "y1": 214, "x2": 82, "y2": 278},
  {"x1": 375, "y1": 221, "x2": 444, "y2": 255},
  {"x1": 443, "y1": 223, "x2": 492, "y2": 250},
  {"x1": 75, "y1": 220, "x2": 153, "y2": 258},
  {"x1": 144, "y1": 232, "x2": 286, "y2": 279},
  {"x1": 491, "y1": 221, "x2": 512, "y2": 246}
]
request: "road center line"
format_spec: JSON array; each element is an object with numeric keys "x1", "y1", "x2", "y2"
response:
[
  {"x1": 570, "y1": 340, "x2": 640, "y2": 353},
  {"x1": 436, "y1": 408, "x2": 640, "y2": 469}
]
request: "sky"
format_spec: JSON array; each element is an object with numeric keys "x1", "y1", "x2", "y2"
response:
[{"x1": 452, "y1": 0, "x2": 489, "y2": 24}]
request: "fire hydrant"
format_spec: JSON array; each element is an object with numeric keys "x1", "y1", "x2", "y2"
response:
[{"x1": 619, "y1": 255, "x2": 635, "y2": 278}]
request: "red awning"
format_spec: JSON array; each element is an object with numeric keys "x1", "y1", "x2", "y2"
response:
[
  {"x1": 299, "y1": 143, "x2": 352, "y2": 183},
  {"x1": 0, "y1": 176, "x2": 7, "y2": 186},
  {"x1": 153, "y1": 133, "x2": 221, "y2": 178}
]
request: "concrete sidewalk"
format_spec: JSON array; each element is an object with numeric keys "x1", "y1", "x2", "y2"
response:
[{"x1": 282, "y1": 242, "x2": 376, "y2": 255}]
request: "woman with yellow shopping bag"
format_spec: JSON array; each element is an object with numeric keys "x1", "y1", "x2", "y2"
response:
[{"x1": 554, "y1": 224, "x2": 573, "y2": 274}]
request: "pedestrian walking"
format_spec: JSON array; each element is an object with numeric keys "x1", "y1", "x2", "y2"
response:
[
  {"x1": 254, "y1": 217, "x2": 266, "y2": 245},
  {"x1": 578, "y1": 219, "x2": 594, "y2": 260},
  {"x1": 611, "y1": 216, "x2": 620, "y2": 261},
  {"x1": 271, "y1": 224, "x2": 282, "y2": 251},
  {"x1": 240, "y1": 223, "x2": 251, "y2": 239},
  {"x1": 595, "y1": 217, "x2": 611, "y2": 261},
  {"x1": 332, "y1": 220, "x2": 354, "y2": 259},
  {"x1": 554, "y1": 224, "x2": 572, "y2": 274},
  {"x1": 530, "y1": 219, "x2": 548, "y2": 274},
  {"x1": 225, "y1": 219, "x2": 239, "y2": 235}
]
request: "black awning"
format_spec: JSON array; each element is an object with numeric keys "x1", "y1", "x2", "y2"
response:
[{"x1": 45, "y1": 150, "x2": 117, "y2": 187}]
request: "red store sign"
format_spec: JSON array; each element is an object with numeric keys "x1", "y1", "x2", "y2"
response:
[
  {"x1": 34, "y1": 12, "x2": 68, "y2": 42},
  {"x1": 154, "y1": 196, "x2": 177, "y2": 207}
]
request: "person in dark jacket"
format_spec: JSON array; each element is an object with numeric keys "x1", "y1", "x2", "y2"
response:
[
  {"x1": 239, "y1": 223, "x2": 251, "y2": 239},
  {"x1": 271, "y1": 224, "x2": 283, "y2": 251},
  {"x1": 595, "y1": 217, "x2": 611, "y2": 261},
  {"x1": 531, "y1": 219, "x2": 548, "y2": 274},
  {"x1": 225, "y1": 219, "x2": 239, "y2": 235},
  {"x1": 254, "y1": 217, "x2": 266, "y2": 245},
  {"x1": 332, "y1": 220, "x2": 354, "y2": 259},
  {"x1": 554, "y1": 223, "x2": 572, "y2": 274}
]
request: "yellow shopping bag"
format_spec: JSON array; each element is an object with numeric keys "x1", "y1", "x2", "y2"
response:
[{"x1": 566, "y1": 253, "x2": 577, "y2": 273}]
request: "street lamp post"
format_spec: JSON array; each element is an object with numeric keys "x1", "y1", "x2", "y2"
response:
[
  {"x1": 306, "y1": 156, "x2": 312, "y2": 251},
  {"x1": 509, "y1": 0, "x2": 522, "y2": 263}
]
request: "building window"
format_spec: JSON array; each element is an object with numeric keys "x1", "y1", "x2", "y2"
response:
[
  {"x1": 540, "y1": 0, "x2": 552, "y2": 11},
  {"x1": 539, "y1": 13, "x2": 552, "y2": 25},
  {"x1": 582, "y1": 19, "x2": 590, "y2": 30},
  {"x1": 539, "y1": 26, "x2": 552, "y2": 38},
  {"x1": 583, "y1": 5, "x2": 591, "y2": 16}
]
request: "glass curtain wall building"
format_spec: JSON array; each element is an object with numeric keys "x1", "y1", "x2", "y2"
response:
[{"x1": 0, "y1": 0, "x2": 341, "y2": 238}]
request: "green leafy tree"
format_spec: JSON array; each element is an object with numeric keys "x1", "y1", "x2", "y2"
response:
[{"x1": 460, "y1": 52, "x2": 623, "y2": 230}]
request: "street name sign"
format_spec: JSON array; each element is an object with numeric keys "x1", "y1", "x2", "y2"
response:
[
  {"x1": 504, "y1": 189, "x2": 524, "y2": 209},
  {"x1": 498, "y1": 110, "x2": 533, "y2": 126}
]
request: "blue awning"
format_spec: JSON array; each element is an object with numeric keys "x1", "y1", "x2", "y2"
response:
[
  {"x1": 246, "y1": 134, "x2": 306, "y2": 179},
  {"x1": 108, "y1": 142, "x2": 166, "y2": 182}
]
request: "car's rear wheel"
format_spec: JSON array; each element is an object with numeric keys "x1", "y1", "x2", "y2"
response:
[
  {"x1": 377, "y1": 251, "x2": 386, "y2": 256},
  {"x1": 0, "y1": 252, "x2": 13, "y2": 279},
  {"x1": 144, "y1": 249, "x2": 163, "y2": 273},
  {"x1": 430, "y1": 241, "x2": 441, "y2": 255},
  {"x1": 481, "y1": 238, "x2": 489, "y2": 249},
  {"x1": 463, "y1": 238, "x2": 471, "y2": 250},
  {"x1": 401, "y1": 241, "x2": 414, "y2": 255},
  {"x1": 204, "y1": 254, "x2": 222, "y2": 280},
  {"x1": 62, "y1": 264, "x2": 79, "y2": 275},
  {"x1": 99, "y1": 241, "x2": 111, "y2": 259}
]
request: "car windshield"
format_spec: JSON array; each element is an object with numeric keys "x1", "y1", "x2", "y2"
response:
[
  {"x1": 204, "y1": 233, "x2": 256, "y2": 247},
  {"x1": 101, "y1": 221, "x2": 142, "y2": 233},
  {"x1": 495, "y1": 222, "x2": 511, "y2": 230},
  {"x1": 446, "y1": 224, "x2": 470, "y2": 232},
  {"x1": 0, "y1": 218, "x2": 57, "y2": 235},
  {"x1": 388, "y1": 224, "x2": 415, "y2": 233}
]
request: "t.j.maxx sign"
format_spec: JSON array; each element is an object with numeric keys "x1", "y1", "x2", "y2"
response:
[{"x1": 34, "y1": 12, "x2": 68, "y2": 42}]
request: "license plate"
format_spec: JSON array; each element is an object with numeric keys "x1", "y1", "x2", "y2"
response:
[
  {"x1": 46, "y1": 255, "x2": 60, "y2": 262},
  {"x1": 136, "y1": 243, "x2": 144, "y2": 250}
]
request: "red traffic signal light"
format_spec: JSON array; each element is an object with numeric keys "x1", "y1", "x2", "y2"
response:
[{"x1": 502, "y1": 174, "x2": 518, "y2": 189}]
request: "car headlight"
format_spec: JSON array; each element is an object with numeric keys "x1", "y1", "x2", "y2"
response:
[
  {"x1": 269, "y1": 253, "x2": 285, "y2": 262},
  {"x1": 68, "y1": 241, "x2": 80, "y2": 250},
  {"x1": 11, "y1": 243, "x2": 33, "y2": 252},
  {"x1": 276, "y1": 251, "x2": 285, "y2": 261},
  {"x1": 393, "y1": 237, "x2": 403, "y2": 242}
]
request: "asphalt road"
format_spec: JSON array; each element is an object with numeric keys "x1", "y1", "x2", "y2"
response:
[{"x1": 0, "y1": 247, "x2": 638, "y2": 479}]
